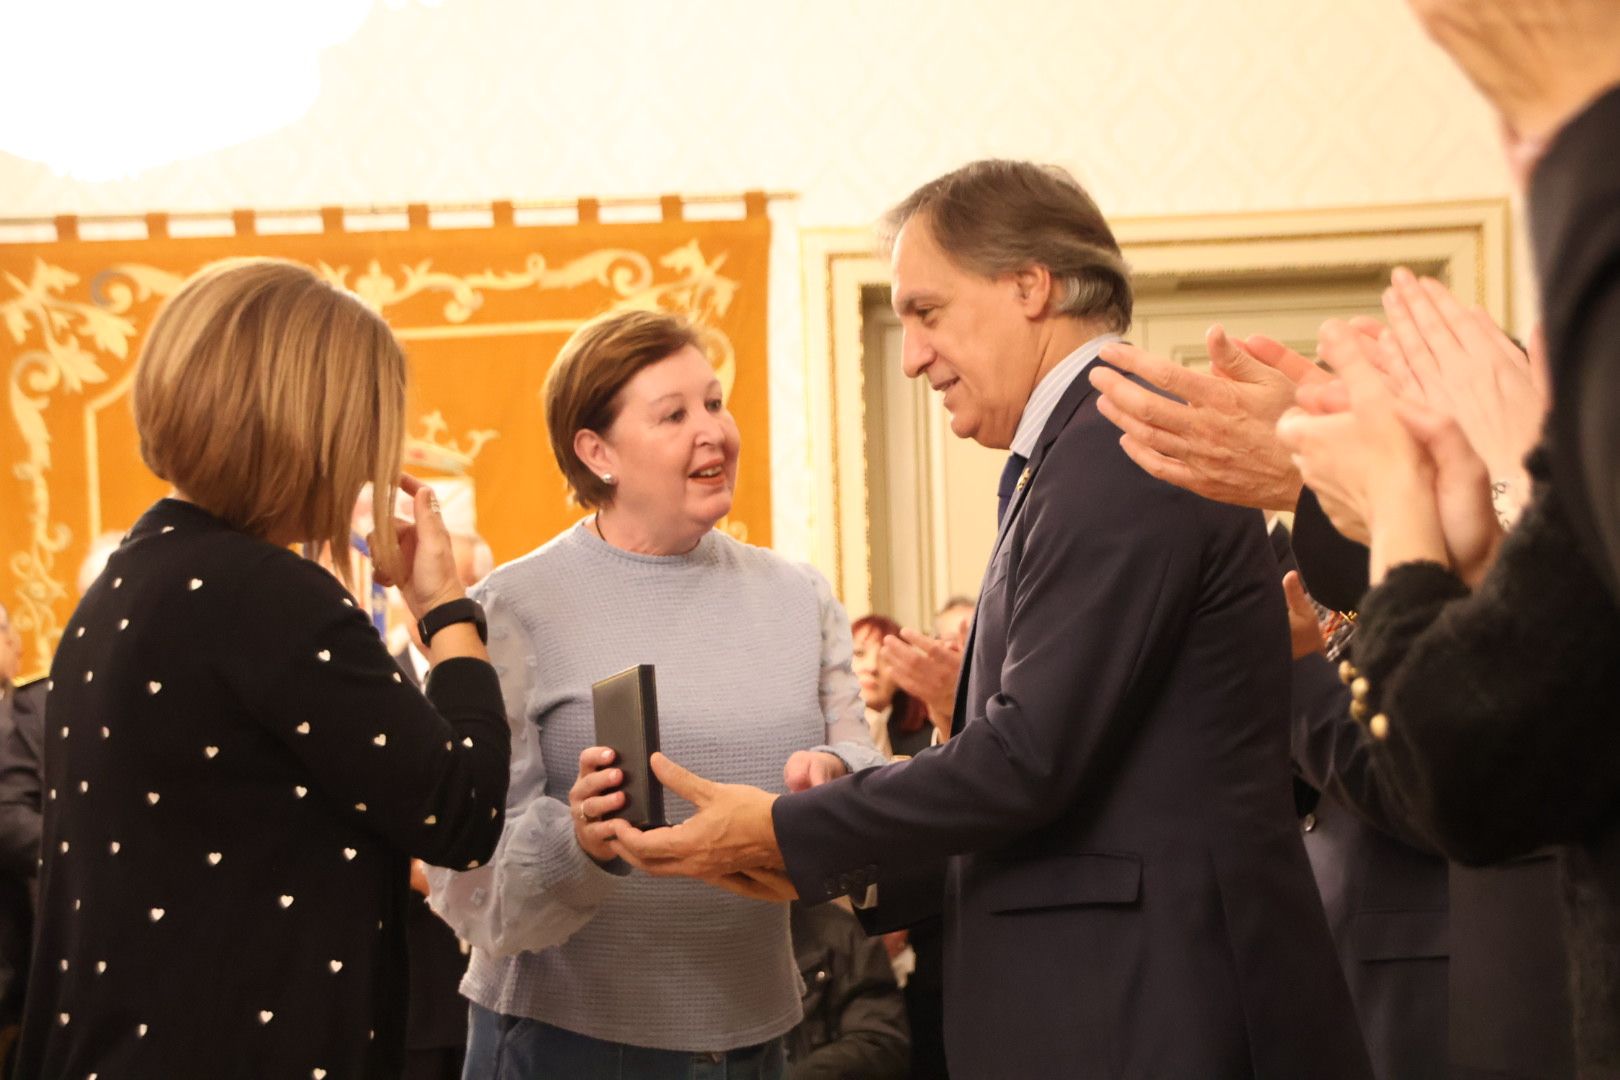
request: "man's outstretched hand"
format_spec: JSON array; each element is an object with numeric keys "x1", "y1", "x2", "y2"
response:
[{"x1": 608, "y1": 754, "x2": 791, "y2": 900}]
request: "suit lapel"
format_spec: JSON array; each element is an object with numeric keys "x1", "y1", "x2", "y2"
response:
[
  {"x1": 950, "y1": 369, "x2": 1102, "y2": 736},
  {"x1": 987, "y1": 369, "x2": 1100, "y2": 563}
]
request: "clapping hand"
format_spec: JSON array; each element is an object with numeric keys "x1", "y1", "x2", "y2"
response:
[
  {"x1": 1278, "y1": 320, "x2": 1501, "y2": 587},
  {"x1": 1278, "y1": 320, "x2": 1433, "y2": 544},
  {"x1": 879, "y1": 629, "x2": 962, "y2": 736},
  {"x1": 1385, "y1": 401, "x2": 1504, "y2": 589},
  {"x1": 1282, "y1": 572, "x2": 1327, "y2": 660},
  {"x1": 1089, "y1": 326, "x2": 1327, "y2": 512},
  {"x1": 1374, "y1": 268, "x2": 1546, "y2": 525}
]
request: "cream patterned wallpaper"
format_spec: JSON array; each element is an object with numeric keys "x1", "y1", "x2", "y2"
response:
[{"x1": 0, "y1": 0, "x2": 1520, "y2": 562}]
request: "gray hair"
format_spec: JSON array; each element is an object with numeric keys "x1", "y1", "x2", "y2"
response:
[{"x1": 880, "y1": 159, "x2": 1132, "y2": 332}]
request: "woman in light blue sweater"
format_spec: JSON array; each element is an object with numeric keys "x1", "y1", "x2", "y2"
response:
[{"x1": 429, "y1": 309, "x2": 883, "y2": 1080}]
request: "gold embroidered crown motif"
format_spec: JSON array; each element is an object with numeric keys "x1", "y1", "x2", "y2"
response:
[{"x1": 403, "y1": 411, "x2": 499, "y2": 476}]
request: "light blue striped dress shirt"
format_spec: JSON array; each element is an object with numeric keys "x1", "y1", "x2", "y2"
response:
[{"x1": 1008, "y1": 332, "x2": 1123, "y2": 459}]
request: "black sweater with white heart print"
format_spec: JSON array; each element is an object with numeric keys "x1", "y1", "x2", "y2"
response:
[{"x1": 16, "y1": 498, "x2": 508, "y2": 1080}]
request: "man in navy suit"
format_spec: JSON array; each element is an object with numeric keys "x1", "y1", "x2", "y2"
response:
[{"x1": 611, "y1": 160, "x2": 1370, "y2": 1078}]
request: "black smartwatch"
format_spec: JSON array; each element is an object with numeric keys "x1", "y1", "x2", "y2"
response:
[{"x1": 417, "y1": 597, "x2": 488, "y2": 647}]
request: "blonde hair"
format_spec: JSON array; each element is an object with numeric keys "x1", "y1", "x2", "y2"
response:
[
  {"x1": 133, "y1": 258, "x2": 405, "y2": 583},
  {"x1": 543, "y1": 308, "x2": 703, "y2": 509}
]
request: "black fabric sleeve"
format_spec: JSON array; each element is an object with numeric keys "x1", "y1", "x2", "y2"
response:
[
  {"x1": 854, "y1": 861, "x2": 945, "y2": 936},
  {"x1": 1291, "y1": 486, "x2": 1372, "y2": 614},
  {"x1": 218, "y1": 549, "x2": 510, "y2": 869},
  {"x1": 1530, "y1": 84, "x2": 1620, "y2": 606},
  {"x1": 1353, "y1": 471, "x2": 1620, "y2": 866},
  {"x1": 1288, "y1": 654, "x2": 1436, "y2": 854}
]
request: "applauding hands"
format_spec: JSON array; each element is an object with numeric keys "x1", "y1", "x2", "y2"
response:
[
  {"x1": 880, "y1": 629, "x2": 962, "y2": 740},
  {"x1": 1089, "y1": 325, "x2": 1322, "y2": 513},
  {"x1": 1089, "y1": 267, "x2": 1538, "y2": 593},
  {"x1": 1276, "y1": 291, "x2": 1514, "y2": 589}
]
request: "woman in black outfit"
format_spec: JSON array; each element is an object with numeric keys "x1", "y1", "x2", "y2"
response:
[
  {"x1": 1277, "y1": 6, "x2": 1620, "y2": 1070},
  {"x1": 15, "y1": 259, "x2": 510, "y2": 1079}
]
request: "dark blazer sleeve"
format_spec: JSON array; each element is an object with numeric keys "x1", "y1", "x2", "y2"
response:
[
  {"x1": 853, "y1": 860, "x2": 944, "y2": 935},
  {"x1": 0, "y1": 681, "x2": 45, "y2": 880},
  {"x1": 1290, "y1": 654, "x2": 1435, "y2": 853},
  {"x1": 1353, "y1": 467, "x2": 1620, "y2": 866},
  {"x1": 774, "y1": 406, "x2": 1206, "y2": 900},
  {"x1": 219, "y1": 549, "x2": 510, "y2": 870},
  {"x1": 1291, "y1": 487, "x2": 1372, "y2": 614},
  {"x1": 1530, "y1": 84, "x2": 1620, "y2": 605}
]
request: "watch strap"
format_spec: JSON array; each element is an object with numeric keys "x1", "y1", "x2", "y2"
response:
[{"x1": 417, "y1": 597, "x2": 487, "y2": 646}]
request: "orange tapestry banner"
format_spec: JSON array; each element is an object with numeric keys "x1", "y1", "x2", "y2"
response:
[{"x1": 1, "y1": 198, "x2": 771, "y2": 677}]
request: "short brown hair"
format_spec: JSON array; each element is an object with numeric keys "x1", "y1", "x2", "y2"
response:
[
  {"x1": 880, "y1": 159, "x2": 1132, "y2": 332},
  {"x1": 133, "y1": 258, "x2": 405, "y2": 583},
  {"x1": 543, "y1": 309, "x2": 703, "y2": 508}
]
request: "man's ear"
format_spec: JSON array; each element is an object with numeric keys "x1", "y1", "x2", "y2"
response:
[
  {"x1": 1012, "y1": 264, "x2": 1055, "y2": 318},
  {"x1": 574, "y1": 428, "x2": 616, "y2": 479}
]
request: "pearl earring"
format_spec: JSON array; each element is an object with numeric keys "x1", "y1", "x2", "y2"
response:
[{"x1": 600, "y1": 473, "x2": 617, "y2": 486}]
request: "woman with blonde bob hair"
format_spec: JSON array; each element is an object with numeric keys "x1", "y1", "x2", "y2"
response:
[
  {"x1": 18, "y1": 258, "x2": 510, "y2": 1080},
  {"x1": 427, "y1": 307, "x2": 882, "y2": 1079}
]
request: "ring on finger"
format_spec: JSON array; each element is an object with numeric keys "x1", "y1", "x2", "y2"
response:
[{"x1": 576, "y1": 802, "x2": 593, "y2": 824}]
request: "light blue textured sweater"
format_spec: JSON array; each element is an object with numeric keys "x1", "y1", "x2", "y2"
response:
[{"x1": 428, "y1": 523, "x2": 881, "y2": 1052}]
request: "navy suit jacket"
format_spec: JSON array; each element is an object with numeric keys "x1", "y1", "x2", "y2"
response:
[
  {"x1": 1291, "y1": 653, "x2": 1450, "y2": 1079},
  {"x1": 774, "y1": 369, "x2": 1371, "y2": 1078},
  {"x1": 1284, "y1": 488, "x2": 1577, "y2": 1077}
]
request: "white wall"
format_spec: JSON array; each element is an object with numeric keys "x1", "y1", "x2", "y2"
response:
[{"x1": 0, "y1": 0, "x2": 1521, "y2": 561}]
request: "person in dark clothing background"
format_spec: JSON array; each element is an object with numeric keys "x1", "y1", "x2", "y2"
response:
[
  {"x1": 1284, "y1": 564, "x2": 1575, "y2": 1080},
  {"x1": 853, "y1": 602, "x2": 968, "y2": 1080},
  {"x1": 1266, "y1": 525, "x2": 1453, "y2": 1080},
  {"x1": 0, "y1": 601, "x2": 39, "y2": 1070},
  {"x1": 0, "y1": 672, "x2": 43, "y2": 1073},
  {"x1": 389, "y1": 515, "x2": 495, "y2": 1080},
  {"x1": 785, "y1": 899, "x2": 909, "y2": 1080}
]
